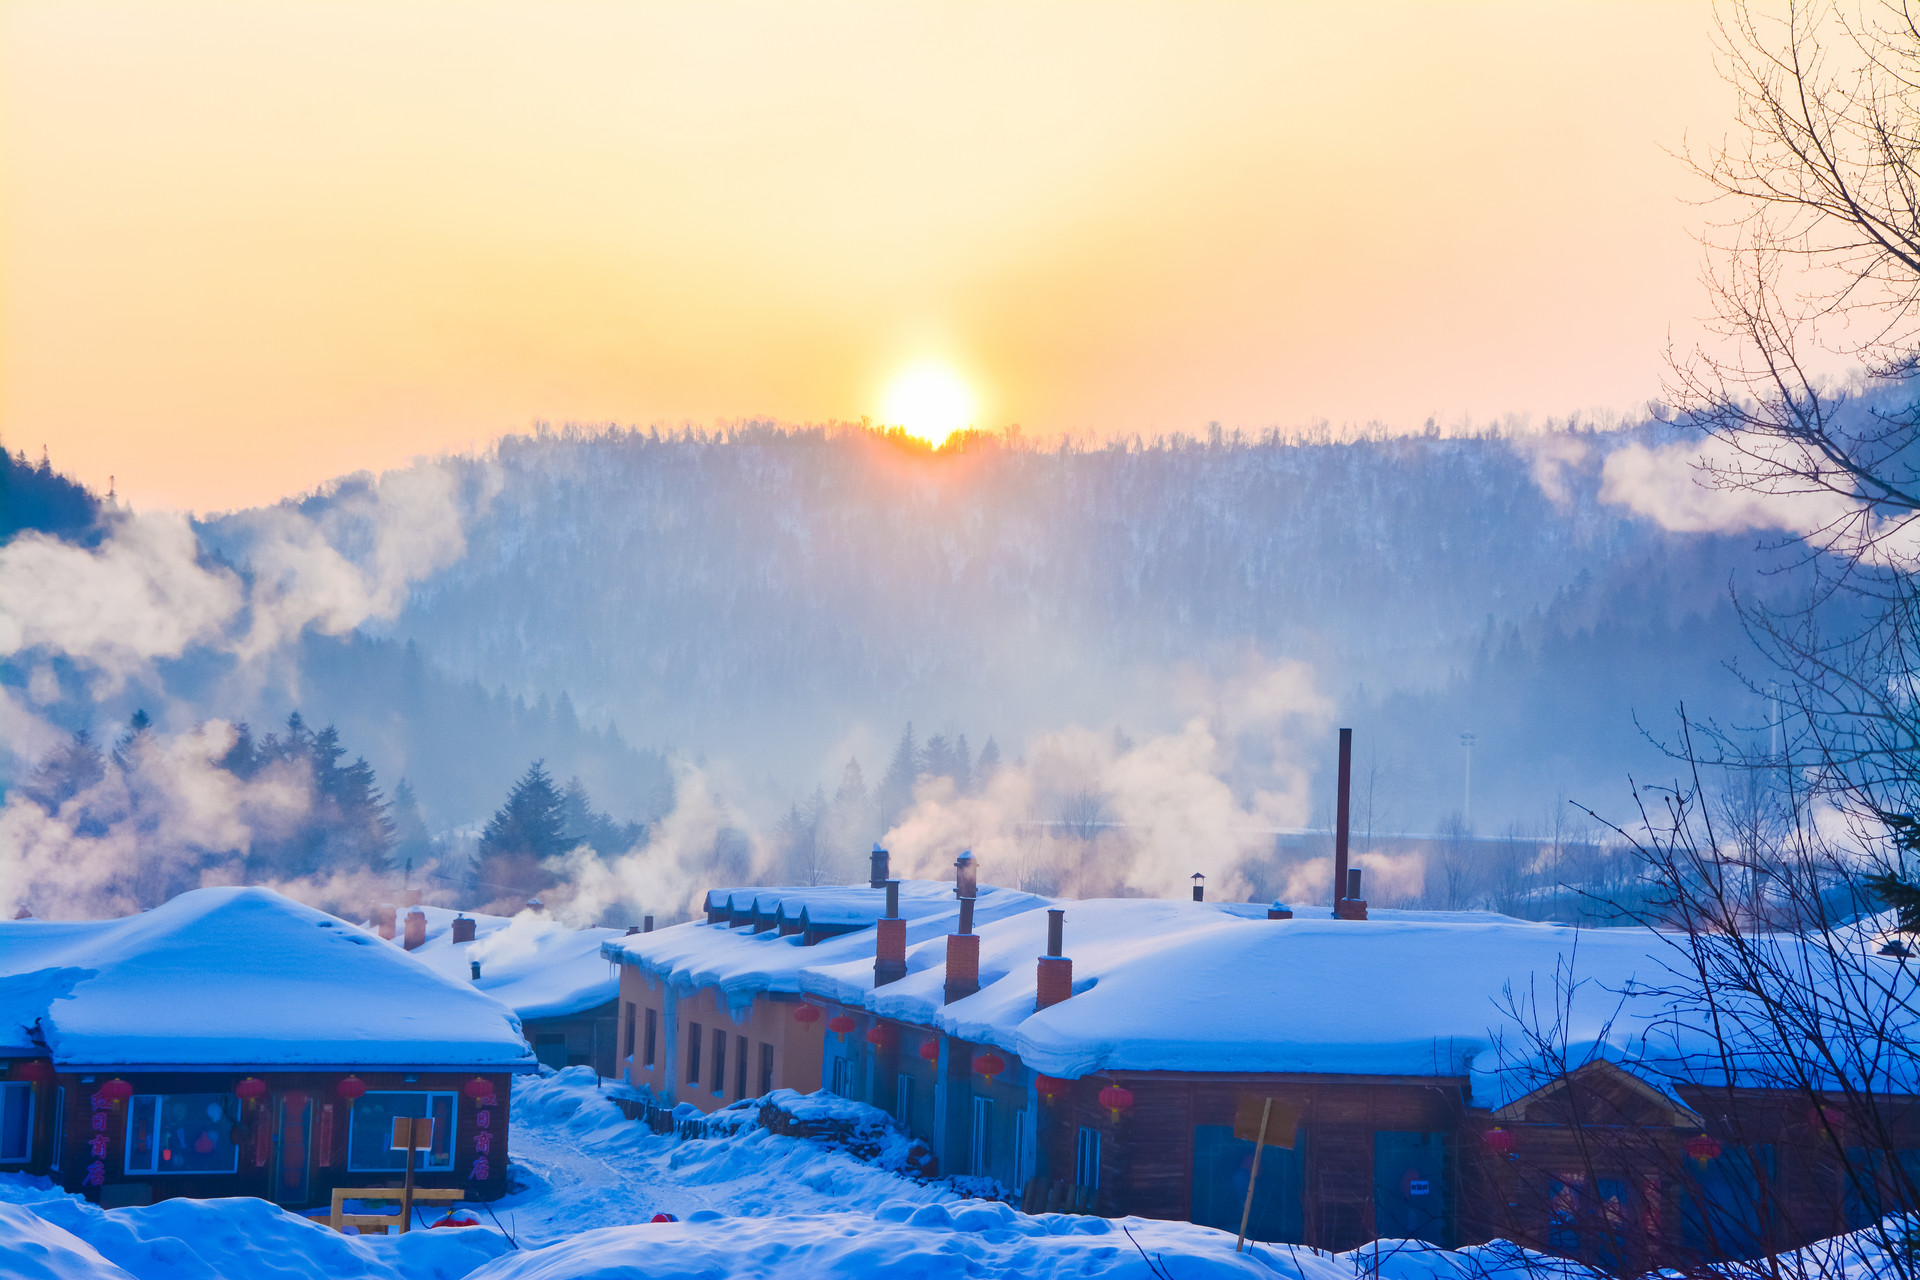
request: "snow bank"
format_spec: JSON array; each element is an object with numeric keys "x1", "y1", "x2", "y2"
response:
[
  {"x1": 458, "y1": 1204, "x2": 1618, "y2": 1280},
  {"x1": 0, "y1": 888, "x2": 535, "y2": 1069},
  {"x1": 0, "y1": 1173, "x2": 513, "y2": 1280}
]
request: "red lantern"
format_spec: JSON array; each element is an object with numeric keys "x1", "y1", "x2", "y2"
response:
[
  {"x1": 1035, "y1": 1075, "x2": 1071, "y2": 1103},
  {"x1": 235, "y1": 1077, "x2": 267, "y2": 1101},
  {"x1": 865, "y1": 1024, "x2": 896, "y2": 1050},
  {"x1": 918, "y1": 1038, "x2": 940, "y2": 1061},
  {"x1": 336, "y1": 1075, "x2": 368, "y2": 1101},
  {"x1": 1808, "y1": 1103, "x2": 1844, "y2": 1132},
  {"x1": 1482, "y1": 1126, "x2": 1514, "y2": 1156},
  {"x1": 1685, "y1": 1133, "x2": 1723, "y2": 1165},
  {"x1": 973, "y1": 1053, "x2": 1007, "y2": 1083},
  {"x1": 14, "y1": 1059, "x2": 53, "y2": 1086},
  {"x1": 463, "y1": 1077, "x2": 493, "y2": 1101},
  {"x1": 827, "y1": 1014, "x2": 855, "y2": 1039},
  {"x1": 96, "y1": 1078, "x2": 132, "y2": 1103},
  {"x1": 793, "y1": 1005, "x2": 822, "y2": 1027},
  {"x1": 1097, "y1": 1084, "x2": 1134, "y2": 1120}
]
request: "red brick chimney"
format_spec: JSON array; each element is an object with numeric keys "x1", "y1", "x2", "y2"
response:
[
  {"x1": 403, "y1": 909, "x2": 427, "y2": 950},
  {"x1": 944, "y1": 934, "x2": 980, "y2": 1004},
  {"x1": 374, "y1": 905, "x2": 396, "y2": 940},
  {"x1": 1035, "y1": 909, "x2": 1071, "y2": 1010},
  {"x1": 875, "y1": 880, "x2": 906, "y2": 986},
  {"x1": 452, "y1": 915, "x2": 477, "y2": 944}
]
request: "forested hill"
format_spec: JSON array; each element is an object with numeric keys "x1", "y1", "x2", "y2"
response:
[
  {"x1": 268, "y1": 424, "x2": 1786, "y2": 827},
  {"x1": 0, "y1": 444, "x2": 100, "y2": 543}
]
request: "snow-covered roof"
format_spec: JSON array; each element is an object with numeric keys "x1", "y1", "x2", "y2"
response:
[
  {"x1": 401, "y1": 904, "x2": 620, "y2": 1020},
  {"x1": 608, "y1": 885, "x2": 1920, "y2": 1106},
  {"x1": 603, "y1": 881, "x2": 1049, "y2": 1005},
  {"x1": 0, "y1": 887, "x2": 537, "y2": 1071}
]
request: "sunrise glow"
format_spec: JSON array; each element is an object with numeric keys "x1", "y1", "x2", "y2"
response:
[{"x1": 880, "y1": 363, "x2": 975, "y2": 447}]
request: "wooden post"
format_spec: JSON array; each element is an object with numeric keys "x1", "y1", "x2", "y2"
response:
[
  {"x1": 391, "y1": 1116, "x2": 433, "y2": 1235},
  {"x1": 1236, "y1": 1098, "x2": 1272, "y2": 1253}
]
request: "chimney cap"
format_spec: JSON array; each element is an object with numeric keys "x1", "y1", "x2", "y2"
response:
[
  {"x1": 1191, "y1": 872, "x2": 1205, "y2": 883},
  {"x1": 525, "y1": 897, "x2": 544, "y2": 911}
]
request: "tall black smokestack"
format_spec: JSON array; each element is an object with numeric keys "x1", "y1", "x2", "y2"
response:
[{"x1": 1333, "y1": 727, "x2": 1352, "y2": 915}]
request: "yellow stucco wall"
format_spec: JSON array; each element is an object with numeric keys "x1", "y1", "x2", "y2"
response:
[{"x1": 614, "y1": 963, "x2": 827, "y2": 1112}]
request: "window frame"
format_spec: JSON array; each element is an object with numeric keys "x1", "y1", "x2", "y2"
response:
[
  {"x1": 759, "y1": 1042, "x2": 773, "y2": 1096},
  {"x1": 895, "y1": 1075, "x2": 915, "y2": 1129},
  {"x1": 970, "y1": 1095, "x2": 994, "y2": 1176},
  {"x1": 623, "y1": 1001, "x2": 637, "y2": 1060},
  {"x1": 49, "y1": 1086, "x2": 64, "y2": 1172},
  {"x1": 687, "y1": 1021, "x2": 703, "y2": 1084},
  {"x1": 711, "y1": 1027, "x2": 726, "y2": 1095},
  {"x1": 1076, "y1": 1126, "x2": 1102, "y2": 1189},
  {"x1": 0, "y1": 1082, "x2": 34, "y2": 1164},
  {"x1": 644, "y1": 1007, "x2": 658, "y2": 1068},
  {"x1": 123, "y1": 1092, "x2": 241, "y2": 1176},
  {"x1": 345, "y1": 1091, "x2": 459, "y2": 1173},
  {"x1": 734, "y1": 1035, "x2": 748, "y2": 1099}
]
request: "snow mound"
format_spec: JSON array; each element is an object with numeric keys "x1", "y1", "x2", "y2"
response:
[
  {"x1": 0, "y1": 1174, "x2": 513, "y2": 1280},
  {"x1": 458, "y1": 1208, "x2": 1614, "y2": 1280}
]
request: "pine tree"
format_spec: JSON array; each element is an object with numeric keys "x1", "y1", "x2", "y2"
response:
[
  {"x1": 25, "y1": 730, "x2": 106, "y2": 809},
  {"x1": 389, "y1": 778, "x2": 433, "y2": 879},
  {"x1": 920, "y1": 733, "x2": 955, "y2": 783},
  {"x1": 112, "y1": 710, "x2": 152, "y2": 772},
  {"x1": 952, "y1": 733, "x2": 973, "y2": 795},
  {"x1": 879, "y1": 723, "x2": 918, "y2": 831},
  {"x1": 479, "y1": 761, "x2": 568, "y2": 862},
  {"x1": 975, "y1": 736, "x2": 1002, "y2": 790}
]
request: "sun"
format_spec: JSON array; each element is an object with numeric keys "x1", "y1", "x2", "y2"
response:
[{"x1": 880, "y1": 362, "x2": 975, "y2": 447}]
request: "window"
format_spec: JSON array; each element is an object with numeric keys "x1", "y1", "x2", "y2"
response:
[
  {"x1": 347, "y1": 1092, "x2": 456, "y2": 1172},
  {"x1": 735, "y1": 1036, "x2": 748, "y2": 1099},
  {"x1": 644, "y1": 1008, "x2": 658, "y2": 1068},
  {"x1": 970, "y1": 1096, "x2": 994, "y2": 1176},
  {"x1": 623, "y1": 1001, "x2": 637, "y2": 1060},
  {"x1": 711, "y1": 1027, "x2": 727, "y2": 1094},
  {"x1": 895, "y1": 1076, "x2": 914, "y2": 1129},
  {"x1": 759, "y1": 1042, "x2": 773, "y2": 1096},
  {"x1": 0, "y1": 1083, "x2": 33, "y2": 1164},
  {"x1": 1014, "y1": 1109, "x2": 1033, "y2": 1193},
  {"x1": 830, "y1": 1057, "x2": 849, "y2": 1097},
  {"x1": 124, "y1": 1093, "x2": 239, "y2": 1175},
  {"x1": 687, "y1": 1021, "x2": 703, "y2": 1084},
  {"x1": 1076, "y1": 1126, "x2": 1101, "y2": 1189},
  {"x1": 49, "y1": 1087, "x2": 64, "y2": 1172}
]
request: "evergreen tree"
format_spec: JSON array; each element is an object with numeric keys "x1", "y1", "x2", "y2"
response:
[
  {"x1": 112, "y1": 710, "x2": 152, "y2": 772},
  {"x1": 389, "y1": 777, "x2": 433, "y2": 880},
  {"x1": 479, "y1": 761, "x2": 568, "y2": 862},
  {"x1": 920, "y1": 733, "x2": 955, "y2": 783},
  {"x1": 878, "y1": 723, "x2": 918, "y2": 831},
  {"x1": 952, "y1": 733, "x2": 973, "y2": 795},
  {"x1": 24, "y1": 730, "x2": 105, "y2": 809},
  {"x1": 974, "y1": 736, "x2": 1002, "y2": 790}
]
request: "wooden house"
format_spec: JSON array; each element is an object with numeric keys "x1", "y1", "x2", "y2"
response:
[{"x1": 0, "y1": 887, "x2": 534, "y2": 1209}]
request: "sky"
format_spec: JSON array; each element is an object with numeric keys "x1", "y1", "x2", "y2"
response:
[{"x1": 1, "y1": 1, "x2": 1731, "y2": 514}]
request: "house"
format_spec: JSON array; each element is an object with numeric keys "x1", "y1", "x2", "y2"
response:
[
  {"x1": 397, "y1": 905, "x2": 622, "y2": 1074},
  {"x1": 0, "y1": 887, "x2": 535, "y2": 1209},
  {"x1": 603, "y1": 869, "x2": 1920, "y2": 1270}
]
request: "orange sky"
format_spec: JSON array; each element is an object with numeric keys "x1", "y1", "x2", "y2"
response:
[{"x1": 1, "y1": 1, "x2": 1728, "y2": 513}]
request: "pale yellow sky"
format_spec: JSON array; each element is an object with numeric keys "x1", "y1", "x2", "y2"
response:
[{"x1": 2, "y1": 1, "x2": 1728, "y2": 513}]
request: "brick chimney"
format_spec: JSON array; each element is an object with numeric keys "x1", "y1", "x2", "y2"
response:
[
  {"x1": 1334, "y1": 868, "x2": 1369, "y2": 921},
  {"x1": 374, "y1": 904, "x2": 396, "y2": 940},
  {"x1": 1267, "y1": 901, "x2": 1294, "y2": 920},
  {"x1": 403, "y1": 909, "x2": 427, "y2": 950},
  {"x1": 452, "y1": 914, "x2": 476, "y2": 944},
  {"x1": 1035, "y1": 909, "x2": 1071, "y2": 1010},
  {"x1": 944, "y1": 934, "x2": 980, "y2": 1004},
  {"x1": 875, "y1": 880, "x2": 906, "y2": 986}
]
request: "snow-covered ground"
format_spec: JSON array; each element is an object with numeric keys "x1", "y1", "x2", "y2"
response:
[{"x1": 0, "y1": 1067, "x2": 1905, "y2": 1280}]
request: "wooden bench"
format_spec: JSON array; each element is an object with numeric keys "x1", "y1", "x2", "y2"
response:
[{"x1": 328, "y1": 1187, "x2": 465, "y2": 1235}]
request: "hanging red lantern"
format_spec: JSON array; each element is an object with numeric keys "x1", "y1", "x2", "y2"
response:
[
  {"x1": 1097, "y1": 1084, "x2": 1134, "y2": 1121},
  {"x1": 1482, "y1": 1126, "x2": 1514, "y2": 1156},
  {"x1": 14, "y1": 1059, "x2": 53, "y2": 1086},
  {"x1": 96, "y1": 1078, "x2": 132, "y2": 1103},
  {"x1": 918, "y1": 1038, "x2": 940, "y2": 1062},
  {"x1": 462, "y1": 1077, "x2": 493, "y2": 1101},
  {"x1": 793, "y1": 1005, "x2": 822, "y2": 1027},
  {"x1": 865, "y1": 1024, "x2": 896, "y2": 1050},
  {"x1": 973, "y1": 1053, "x2": 1007, "y2": 1083},
  {"x1": 1035, "y1": 1075, "x2": 1071, "y2": 1103},
  {"x1": 1808, "y1": 1103, "x2": 1844, "y2": 1132},
  {"x1": 235, "y1": 1077, "x2": 268, "y2": 1101},
  {"x1": 827, "y1": 1014, "x2": 856, "y2": 1039},
  {"x1": 335, "y1": 1075, "x2": 368, "y2": 1101},
  {"x1": 1685, "y1": 1133, "x2": 1723, "y2": 1165}
]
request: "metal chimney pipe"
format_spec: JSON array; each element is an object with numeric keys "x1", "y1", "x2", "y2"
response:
[
  {"x1": 1347, "y1": 868, "x2": 1363, "y2": 900},
  {"x1": 643, "y1": 915, "x2": 654, "y2": 933},
  {"x1": 1046, "y1": 908, "x2": 1064, "y2": 957},
  {"x1": 958, "y1": 895, "x2": 976, "y2": 936},
  {"x1": 870, "y1": 844, "x2": 890, "y2": 889},
  {"x1": 885, "y1": 879, "x2": 900, "y2": 918},
  {"x1": 1333, "y1": 727, "x2": 1352, "y2": 912}
]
